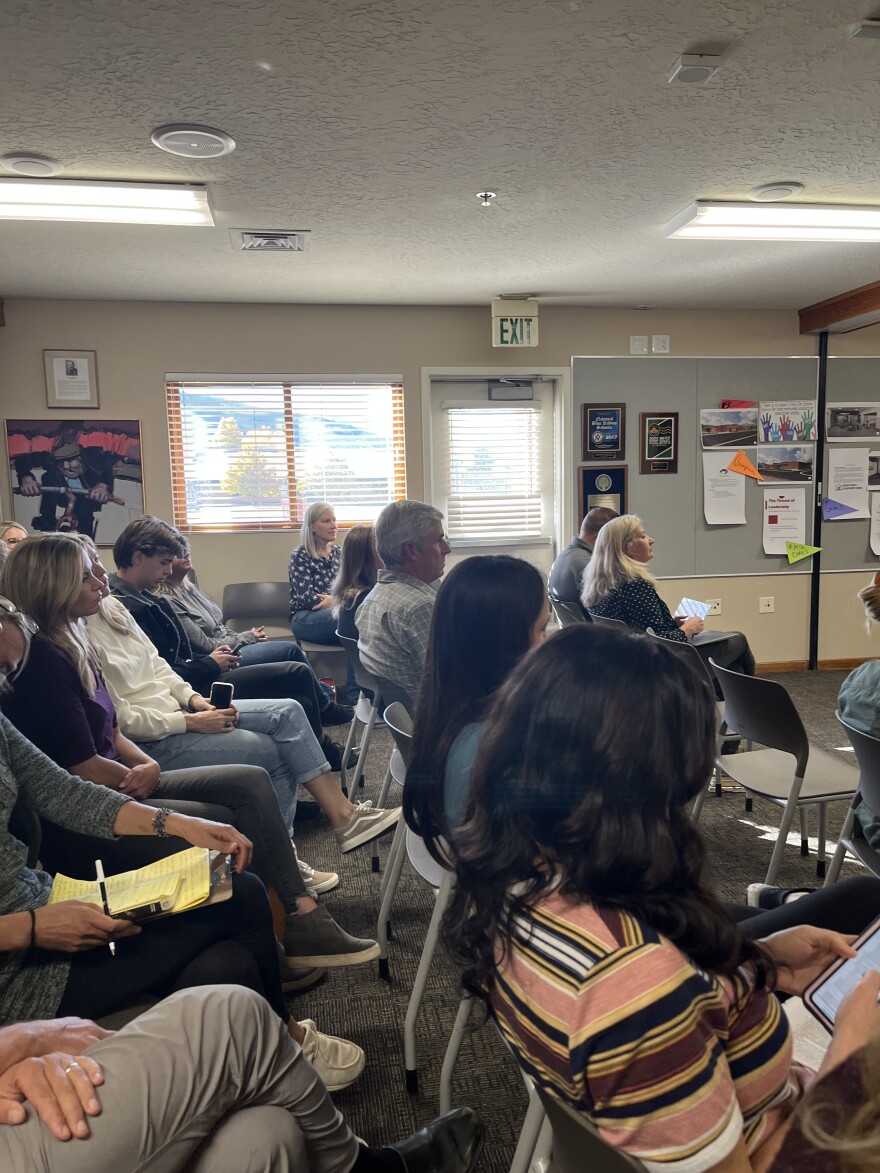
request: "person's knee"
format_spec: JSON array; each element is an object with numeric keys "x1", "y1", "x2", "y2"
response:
[{"x1": 185, "y1": 942, "x2": 263, "y2": 990}]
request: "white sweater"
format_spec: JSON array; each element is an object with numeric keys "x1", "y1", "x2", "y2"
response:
[{"x1": 86, "y1": 599, "x2": 197, "y2": 742}]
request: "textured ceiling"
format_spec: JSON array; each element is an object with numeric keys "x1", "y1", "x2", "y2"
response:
[{"x1": 1, "y1": 0, "x2": 880, "y2": 307}]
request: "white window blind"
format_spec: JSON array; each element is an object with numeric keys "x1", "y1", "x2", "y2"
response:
[
  {"x1": 441, "y1": 406, "x2": 544, "y2": 540},
  {"x1": 167, "y1": 379, "x2": 406, "y2": 532}
]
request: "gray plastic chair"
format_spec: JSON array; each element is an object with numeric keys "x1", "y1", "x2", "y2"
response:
[
  {"x1": 825, "y1": 713, "x2": 880, "y2": 885},
  {"x1": 336, "y1": 633, "x2": 384, "y2": 800},
  {"x1": 537, "y1": 1087, "x2": 647, "y2": 1172},
  {"x1": 588, "y1": 613, "x2": 631, "y2": 632},
  {"x1": 549, "y1": 597, "x2": 589, "y2": 627},
  {"x1": 709, "y1": 661, "x2": 857, "y2": 883},
  {"x1": 221, "y1": 581, "x2": 294, "y2": 634}
]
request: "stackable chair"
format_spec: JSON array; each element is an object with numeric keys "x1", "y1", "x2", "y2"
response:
[
  {"x1": 588, "y1": 613, "x2": 631, "y2": 632},
  {"x1": 548, "y1": 596, "x2": 589, "y2": 627},
  {"x1": 824, "y1": 713, "x2": 880, "y2": 885},
  {"x1": 709, "y1": 661, "x2": 857, "y2": 884},
  {"x1": 336, "y1": 633, "x2": 385, "y2": 799}
]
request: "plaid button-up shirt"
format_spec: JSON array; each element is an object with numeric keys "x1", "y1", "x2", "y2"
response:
[{"x1": 356, "y1": 570, "x2": 437, "y2": 705}]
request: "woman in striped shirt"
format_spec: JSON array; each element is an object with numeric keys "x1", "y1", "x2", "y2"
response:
[{"x1": 445, "y1": 625, "x2": 867, "y2": 1173}]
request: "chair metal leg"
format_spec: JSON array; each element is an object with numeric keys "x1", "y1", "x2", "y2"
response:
[
  {"x1": 824, "y1": 805, "x2": 856, "y2": 887},
  {"x1": 817, "y1": 802, "x2": 828, "y2": 878},
  {"x1": 765, "y1": 790, "x2": 802, "y2": 885},
  {"x1": 799, "y1": 806, "x2": 809, "y2": 856},
  {"x1": 338, "y1": 697, "x2": 363, "y2": 794},
  {"x1": 439, "y1": 994, "x2": 474, "y2": 1114},
  {"x1": 350, "y1": 700, "x2": 380, "y2": 793},
  {"x1": 377, "y1": 820, "x2": 407, "y2": 980},
  {"x1": 507, "y1": 1086, "x2": 548, "y2": 1173},
  {"x1": 692, "y1": 775, "x2": 710, "y2": 821},
  {"x1": 404, "y1": 872, "x2": 455, "y2": 1093},
  {"x1": 371, "y1": 759, "x2": 394, "y2": 873}
]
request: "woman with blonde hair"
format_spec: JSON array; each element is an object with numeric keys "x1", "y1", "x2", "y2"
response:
[
  {"x1": 288, "y1": 501, "x2": 342, "y2": 645},
  {"x1": 0, "y1": 521, "x2": 28, "y2": 549},
  {"x1": 582, "y1": 514, "x2": 755, "y2": 678},
  {"x1": 331, "y1": 524, "x2": 381, "y2": 642}
]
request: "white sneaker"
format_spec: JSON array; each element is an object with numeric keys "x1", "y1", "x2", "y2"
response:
[
  {"x1": 292, "y1": 843, "x2": 339, "y2": 894},
  {"x1": 299, "y1": 1019, "x2": 365, "y2": 1091}
]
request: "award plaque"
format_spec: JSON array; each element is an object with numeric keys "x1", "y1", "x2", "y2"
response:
[
  {"x1": 582, "y1": 404, "x2": 625, "y2": 461},
  {"x1": 639, "y1": 412, "x2": 678, "y2": 474}
]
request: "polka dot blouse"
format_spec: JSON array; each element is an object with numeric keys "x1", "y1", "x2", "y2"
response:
[{"x1": 587, "y1": 577, "x2": 685, "y2": 641}]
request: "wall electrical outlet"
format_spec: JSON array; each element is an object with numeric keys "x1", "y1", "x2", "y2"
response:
[
  {"x1": 705, "y1": 598, "x2": 721, "y2": 616},
  {"x1": 652, "y1": 334, "x2": 670, "y2": 354},
  {"x1": 629, "y1": 335, "x2": 649, "y2": 354},
  {"x1": 759, "y1": 596, "x2": 775, "y2": 614}
]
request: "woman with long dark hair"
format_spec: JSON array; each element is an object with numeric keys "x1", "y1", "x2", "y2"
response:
[
  {"x1": 445, "y1": 625, "x2": 876, "y2": 1171},
  {"x1": 405, "y1": 554, "x2": 548, "y2": 856}
]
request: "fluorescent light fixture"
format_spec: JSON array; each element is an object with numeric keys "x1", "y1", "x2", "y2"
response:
[
  {"x1": 0, "y1": 179, "x2": 214, "y2": 225},
  {"x1": 665, "y1": 200, "x2": 880, "y2": 242}
]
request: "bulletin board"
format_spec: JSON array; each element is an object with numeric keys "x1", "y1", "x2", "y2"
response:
[{"x1": 571, "y1": 356, "x2": 819, "y2": 578}]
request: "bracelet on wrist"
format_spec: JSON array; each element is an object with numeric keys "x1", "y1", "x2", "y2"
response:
[{"x1": 152, "y1": 807, "x2": 174, "y2": 838}]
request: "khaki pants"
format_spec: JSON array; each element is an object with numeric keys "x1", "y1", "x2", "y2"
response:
[{"x1": 0, "y1": 985, "x2": 360, "y2": 1173}]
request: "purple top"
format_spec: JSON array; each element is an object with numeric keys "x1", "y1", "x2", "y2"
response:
[{"x1": 1, "y1": 638, "x2": 119, "y2": 769}]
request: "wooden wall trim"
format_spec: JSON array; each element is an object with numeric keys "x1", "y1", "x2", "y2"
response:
[
  {"x1": 799, "y1": 280, "x2": 880, "y2": 335},
  {"x1": 757, "y1": 658, "x2": 869, "y2": 673}
]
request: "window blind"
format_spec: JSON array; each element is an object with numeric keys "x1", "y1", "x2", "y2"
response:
[
  {"x1": 166, "y1": 379, "x2": 406, "y2": 532},
  {"x1": 441, "y1": 406, "x2": 544, "y2": 540}
]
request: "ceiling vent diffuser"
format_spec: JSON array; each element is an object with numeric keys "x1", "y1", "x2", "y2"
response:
[{"x1": 229, "y1": 229, "x2": 311, "y2": 253}]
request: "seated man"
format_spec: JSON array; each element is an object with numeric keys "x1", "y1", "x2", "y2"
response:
[
  {"x1": 548, "y1": 506, "x2": 617, "y2": 609},
  {"x1": 357, "y1": 500, "x2": 449, "y2": 710}
]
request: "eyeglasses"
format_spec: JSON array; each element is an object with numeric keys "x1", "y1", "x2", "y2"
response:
[{"x1": 0, "y1": 596, "x2": 39, "y2": 636}]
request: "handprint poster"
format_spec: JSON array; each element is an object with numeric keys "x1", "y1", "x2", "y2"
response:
[
  {"x1": 699, "y1": 408, "x2": 758, "y2": 449},
  {"x1": 758, "y1": 401, "x2": 817, "y2": 443}
]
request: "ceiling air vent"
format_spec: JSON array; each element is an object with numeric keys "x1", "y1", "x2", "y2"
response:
[{"x1": 229, "y1": 229, "x2": 311, "y2": 253}]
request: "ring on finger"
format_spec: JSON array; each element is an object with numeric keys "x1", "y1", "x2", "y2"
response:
[{"x1": 64, "y1": 1061, "x2": 81, "y2": 1075}]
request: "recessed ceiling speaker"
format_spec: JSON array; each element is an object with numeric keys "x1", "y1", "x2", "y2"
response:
[
  {"x1": 151, "y1": 124, "x2": 236, "y2": 159},
  {"x1": 667, "y1": 54, "x2": 722, "y2": 85},
  {"x1": 748, "y1": 181, "x2": 805, "y2": 202},
  {"x1": 1, "y1": 152, "x2": 63, "y2": 176}
]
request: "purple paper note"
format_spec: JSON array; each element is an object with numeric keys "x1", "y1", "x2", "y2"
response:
[{"x1": 823, "y1": 498, "x2": 859, "y2": 520}]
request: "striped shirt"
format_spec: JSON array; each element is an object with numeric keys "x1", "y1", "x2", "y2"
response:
[{"x1": 490, "y1": 892, "x2": 807, "y2": 1172}]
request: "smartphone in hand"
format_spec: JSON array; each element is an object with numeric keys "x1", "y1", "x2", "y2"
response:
[{"x1": 209, "y1": 681, "x2": 234, "y2": 709}]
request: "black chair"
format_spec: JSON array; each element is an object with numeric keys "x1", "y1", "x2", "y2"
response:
[
  {"x1": 589, "y1": 613, "x2": 630, "y2": 632},
  {"x1": 825, "y1": 713, "x2": 880, "y2": 885},
  {"x1": 221, "y1": 581, "x2": 295, "y2": 636},
  {"x1": 709, "y1": 661, "x2": 857, "y2": 883},
  {"x1": 549, "y1": 596, "x2": 589, "y2": 627}
]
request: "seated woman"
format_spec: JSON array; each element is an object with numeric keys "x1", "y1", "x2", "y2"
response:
[
  {"x1": 1, "y1": 534, "x2": 381, "y2": 973},
  {"x1": 289, "y1": 502, "x2": 343, "y2": 645},
  {"x1": 332, "y1": 524, "x2": 381, "y2": 642},
  {"x1": 0, "y1": 523, "x2": 27, "y2": 551},
  {"x1": 582, "y1": 514, "x2": 756, "y2": 678},
  {"x1": 0, "y1": 600, "x2": 363, "y2": 1092},
  {"x1": 154, "y1": 532, "x2": 353, "y2": 728},
  {"x1": 445, "y1": 623, "x2": 880, "y2": 1172},
  {"x1": 838, "y1": 571, "x2": 880, "y2": 850},
  {"x1": 0, "y1": 984, "x2": 483, "y2": 1171},
  {"x1": 406, "y1": 555, "x2": 548, "y2": 848}
]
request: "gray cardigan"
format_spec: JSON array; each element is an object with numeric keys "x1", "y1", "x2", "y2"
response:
[{"x1": 0, "y1": 715, "x2": 128, "y2": 1024}]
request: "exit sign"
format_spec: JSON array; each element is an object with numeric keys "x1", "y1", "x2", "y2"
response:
[{"x1": 490, "y1": 299, "x2": 539, "y2": 347}]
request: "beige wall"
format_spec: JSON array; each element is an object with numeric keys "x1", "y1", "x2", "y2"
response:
[{"x1": 2, "y1": 298, "x2": 879, "y2": 665}]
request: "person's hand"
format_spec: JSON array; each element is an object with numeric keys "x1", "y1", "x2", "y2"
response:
[
  {"x1": 823, "y1": 970, "x2": 880, "y2": 1075},
  {"x1": 188, "y1": 695, "x2": 213, "y2": 713},
  {"x1": 118, "y1": 761, "x2": 161, "y2": 798},
  {"x1": 18, "y1": 475, "x2": 41, "y2": 497},
  {"x1": 760, "y1": 925, "x2": 857, "y2": 996},
  {"x1": 27, "y1": 1018, "x2": 114, "y2": 1058},
  {"x1": 312, "y1": 594, "x2": 333, "y2": 611},
  {"x1": 0, "y1": 1052, "x2": 105, "y2": 1140},
  {"x1": 86, "y1": 483, "x2": 110, "y2": 504},
  {"x1": 184, "y1": 706, "x2": 238, "y2": 735},
  {"x1": 33, "y1": 902, "x2": 141, "y2": 953},
  {"x1": 681, "y1": 616, "x2": 704, "y2": 637},
  {"x1": 250, "y1": 626, "x2": 268, "y2": 641},
  {"x1": 209, "y1": 647, "x2": 240, "y2": 671},
  {"x1": 165, "y1": 814, "x2": 252, "y2": 872}
]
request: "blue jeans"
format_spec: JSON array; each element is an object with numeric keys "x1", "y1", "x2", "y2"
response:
[
  {"x1": 290, "y1": 608, "x2": 339, "y2": 645},
  {"x1": 138, "y1": 698, "x2": 329, "y2": 830},
  {"x1": 238, "y1": 640, "x2": 333, "y2": 705}
]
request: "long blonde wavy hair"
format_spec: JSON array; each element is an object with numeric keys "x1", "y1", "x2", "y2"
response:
[
  {"x1": 65, "y1": 533, "x2": 139, "y2": 636},
  {"x1": 581, "y1": 514, "x2": 654, "y2": 609}
]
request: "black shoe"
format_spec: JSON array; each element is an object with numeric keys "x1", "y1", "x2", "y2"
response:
[
  {"x1": 321, "y1": 701, "x2": 355, "y2": 727},
  {"x1": 321, "y1": 737, "x2": 346, "y2": 772},
  {"x1": 294, "y1": 801, "x2": 321, "y2": 822},
  {"x1": 378, "y1": 1108, "x2": 484, "y2": 1173}
]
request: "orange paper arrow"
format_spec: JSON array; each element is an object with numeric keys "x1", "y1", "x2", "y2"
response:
[{"x1": 727, "y1": 449, "x2": 763, "y2": 480}]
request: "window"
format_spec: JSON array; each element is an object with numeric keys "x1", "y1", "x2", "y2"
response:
[
  {"x1": 438, "y1": 400, "x2": 551, "y2": 542},
  {"x1": 166, "y1": 379, "x2": 407, "y2": 532}
]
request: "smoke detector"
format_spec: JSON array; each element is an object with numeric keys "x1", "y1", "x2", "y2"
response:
[
  {"x1": 748, "y1": 181, "x2": 804, "y2": 202},
  {"x1": 668, "y1": 54, "x2": 722, "y2": 85},
  {"x1": 229, "y1": 229, "x2": 311, "y2": 253},
  {"x1": 151, "y1": 124, "x2": 236, "y2": 159},
  {"x1": 1, "y1": 152, "x2": 63, "y2": 176}
]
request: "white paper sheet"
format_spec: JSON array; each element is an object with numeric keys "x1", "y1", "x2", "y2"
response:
[
  {"x1": 827, "y1": 447, "x2": 870, "y2": 519},
  {"x1": 702, "y1": 451, "x2": 746, "y2": 525},
  {"x1": 872, "y1": 494, "x2": 880, "y2": 556},
  {"x1": 674, "y1": 598, "x2": 711, "y2": 620},
  {"x1": 763, "y1": 488, "x2": 806, "y2": 555}
]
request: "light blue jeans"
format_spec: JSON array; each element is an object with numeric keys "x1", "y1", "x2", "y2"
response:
[{"x1": 137, "y1": 698, "x2": 329, "y2": 830}]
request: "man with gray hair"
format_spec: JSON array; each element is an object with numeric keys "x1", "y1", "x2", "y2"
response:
[{"x1": 357, "y1": 499, "x2": 450, "y2": 708}]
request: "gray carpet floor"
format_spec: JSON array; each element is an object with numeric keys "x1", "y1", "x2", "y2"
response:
[{"x1": 289, "y1": 669, "x2": 869, "y2": 1169}]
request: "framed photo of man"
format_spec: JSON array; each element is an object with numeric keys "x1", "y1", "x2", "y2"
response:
[
  {"x1": 5, "y1": 419, "x2": 144, "y2": 547},
  {"x1": 639, "y1": 412, "x2": 679, "y2": 474},
  {"x1": 578, "y1": 464, "x2": 627, "y2": 519},
  {"x1": 43, "y1": 350, "x2": 100, "y2": 409},
  {"x1": 582, "y1": 404, "x2": 625, "y2": 461}
]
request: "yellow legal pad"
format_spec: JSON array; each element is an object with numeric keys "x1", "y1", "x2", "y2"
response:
[{"x1": 48, "y1": 847, "x2": 213, "y2": 916}]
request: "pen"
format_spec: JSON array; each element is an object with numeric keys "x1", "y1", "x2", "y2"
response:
[{"x1": 95, "y1": 859, "x2": 116, "y2": 957}]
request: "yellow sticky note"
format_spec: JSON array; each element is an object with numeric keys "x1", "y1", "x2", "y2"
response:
[
  {"x1": 786, "y1": 542, "x2": 821, "y2": 564},
  {"x1": 727, "y1": 449, "x2": 763, "y2": 480}
]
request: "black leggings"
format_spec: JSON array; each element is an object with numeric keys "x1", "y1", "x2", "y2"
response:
[
  {"x1": 727, "y1": 875, "x2": 880, "y2": 939},
  {"x1": 56, "y1": 871, "x2": 288, "y2": 1021}
]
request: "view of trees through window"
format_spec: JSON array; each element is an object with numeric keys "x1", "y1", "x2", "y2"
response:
[{"x1": 167, "y1": 381, "x2": 406, "y2": 531}]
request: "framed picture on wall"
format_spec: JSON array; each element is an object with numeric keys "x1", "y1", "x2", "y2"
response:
[
  {"x1": 578, "y1": 464, "x2": 627, "y2": 519},
  {"x1": 43, "y1": 349, "x2": 100, "y2": 409},
  {"x1": 639, "y1": 412, "x2": 678, "y2": 474},
  {"x1": 5, "y1": 418, "x2": 144, "y2": 547},
  {"x1": 582, "y1": 403, "x2": 625, "y2": 461}
]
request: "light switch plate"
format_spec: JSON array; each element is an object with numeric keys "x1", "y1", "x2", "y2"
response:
[
  {"x1": 652, "y1": 334, "x2": 670, "y2": 353},
  {"x1": 630, "y1": 335, "x2": 649, "y2": 354}
]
